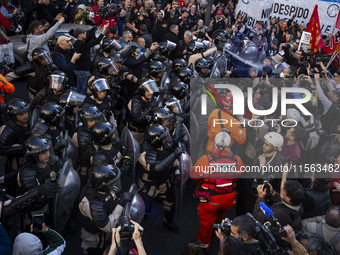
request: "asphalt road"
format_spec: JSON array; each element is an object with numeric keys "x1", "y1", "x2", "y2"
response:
[{"x1": 5, "y1": 79, "x2": 235, "y2": 255}]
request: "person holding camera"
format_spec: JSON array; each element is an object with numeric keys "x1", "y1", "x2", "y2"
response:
[
  {"x1": 253, "y1": 167, "x2": 304, "y2": 228},
  {"x1": 108, "y1": 220, "x2": 146, "y2": 255},
  {"x1": 215, "y1": 215, "x2": 259, "y2": 255},
  {"x1": 78, "y1": 164, "x2": 133, "y2": 255},
  {"x1": 193, "y1": 131, "x2": 245, "y2": 249}
]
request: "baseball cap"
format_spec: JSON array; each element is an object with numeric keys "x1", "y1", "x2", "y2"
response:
[
  {"x1": 216, "y1": 10, "x2": 222, "y2": 15},
  {"x1": 74, "y1": 28, "x2": 86, "y2": 38},
  {"x1": 57, "y1": 35, "x2": 72, "y2": 44}
]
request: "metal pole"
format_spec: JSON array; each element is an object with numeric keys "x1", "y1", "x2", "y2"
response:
[{"x1": 204, "y1": 0, "x2": 214, "y2": 26}]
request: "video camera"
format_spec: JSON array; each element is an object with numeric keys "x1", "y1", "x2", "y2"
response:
[{"x1": 246, "y1": 212, "x2": 287, "y2": 255}]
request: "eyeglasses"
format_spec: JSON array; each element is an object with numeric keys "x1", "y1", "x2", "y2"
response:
[{"x1": 264, "y1": 142, "x2": 274, "y2": 147}]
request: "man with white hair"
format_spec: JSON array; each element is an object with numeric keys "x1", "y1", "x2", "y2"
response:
[
  {"x1": 173, "y1": 30, "x2": 193, "y2": 59},
  {"x1": 193, "y1": 131, "x2": 245, "y2": 249},
  {"x1": 119, "y1": 30, "x2": 133, "y2": 58}
]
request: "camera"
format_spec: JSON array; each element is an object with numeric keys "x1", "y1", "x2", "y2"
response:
[
  {"x1": 213, "y1": 219, "x2": 231, "y2": 236},
  {"x1": 316, "y1": 56, "x2": 330, "y2": 62},
  {"x1": 119, "y1": 215, "x2": 135, "y2": 238},
  {"x1": 264, "y1": 221, "x2": 287, "y2": 239},
  {"x1": 297, "y1": 61, "x2": 309, "y2": 67},
  {"x1": 251, "y1": 178, "x2": 269, "y2": 192}
]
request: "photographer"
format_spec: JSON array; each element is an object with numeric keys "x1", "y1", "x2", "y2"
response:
[
  {"x1": 253, "y1": 173, "x2": 304, "y2": 228},
  {"x1": 215, "y1": 216, "x2": 259, "y2": 255},
  {"x1": 108, "y1": 221, "x2": 146, "y2": 255},
  {"x1": 281, "y1": 225, "x2": 308, "y2": 255}
]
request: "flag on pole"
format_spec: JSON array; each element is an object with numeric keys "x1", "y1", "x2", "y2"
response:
[
  {"x1": 322, "y1": 31, "x2": 340, "y2": 54},
  {"x1": 306, "y1": 5, "x2": 324, "y2": 53},
  {"x1": 336, "y1": 8, "x2": 340, "y2": 30}
]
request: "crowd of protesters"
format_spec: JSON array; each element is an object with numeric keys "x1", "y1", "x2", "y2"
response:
[{"x1": 0, "y1": 0, "x2": 339, "y2": 255}]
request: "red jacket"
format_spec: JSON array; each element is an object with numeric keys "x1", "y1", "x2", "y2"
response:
[{"x1": 92, "y1": 5, "x2": 117, "y2": 28}]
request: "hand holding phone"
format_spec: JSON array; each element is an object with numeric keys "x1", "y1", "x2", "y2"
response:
[{"x1": 32, "y1": 214, "x2": 44, "y2": 232}]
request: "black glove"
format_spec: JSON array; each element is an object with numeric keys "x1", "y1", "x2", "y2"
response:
[
  {"x1": 54, "y1": 138, "x2": 68, "y2": 152},
  {"x1": 119, "y1": 191, "x2": 134, "y2": 207},
  {"x1": 174, "y1": 146, "x2": 184, "y2": 156},
  {"x1": 38, "y1": 182, "x2": 60, "y2": 198}
]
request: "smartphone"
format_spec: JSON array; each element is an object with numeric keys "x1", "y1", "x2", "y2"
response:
[{"x1": 32, "y1": 214, "x2": 44, "y2": 232}]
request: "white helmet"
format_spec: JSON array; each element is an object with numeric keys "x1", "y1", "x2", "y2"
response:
[
  {"x1": 214, "y1": 132, "x2": 231, "y2": 150},
  {"x1": 264, "y1": 132, "x2": 284, "y2": 148},
  {"x1": 286, "y1": 108, "x2": 301, "y2": 123}
]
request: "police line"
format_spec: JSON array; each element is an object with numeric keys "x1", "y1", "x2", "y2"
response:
[{"x1": 235, "y1": 0, "x2": 340, "y2": 35}]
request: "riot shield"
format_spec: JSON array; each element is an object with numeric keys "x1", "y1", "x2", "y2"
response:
[
  {"x1": 29, "y1": 109, "x2": 39, "y2": 130},
  {"x1": 160, "y1": 71, "x2": 171, "y2": 100},
  {"x1": 61, "y1": 130, "x2": 78, "y2": 167},
  {"x1": 52, "y1": 159, "x2": 81, "y2": 233},
  {"x1": 175, "y1": 151, "x2": 192, "y2": 212},
  {"x1": 210, "y1": 62, "x2": 221, "y2": 78},
  {"x1": 121, "y1": 127, "x2": 140, "y2": 185}
]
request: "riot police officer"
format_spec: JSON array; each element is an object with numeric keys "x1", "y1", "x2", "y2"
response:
[
  {"x1": 78, "y1": 164, "x2": 132, "y2": 255},
  {"x1": 177, "y1": 67, "x2": 193, "y2": 84},
  {"x1": 12, "y1": 48, "x2": 58, "y2": 101},
  {"x1": 195, "y1": 58, "x2": 211, "y2": 78},
  {"x1": 90, "y1": 122, "x2": 122, "y2": 167},
  {"x1": 93, "y1": 37, "x2": 121, "y2": 65},
  {"x1": 154, "y1": 41, "x2": 177, "y2": 69},
  {"x1": 0, "y1": 98, "x2": 31, "y2": 195},
  {"x1": 138, "y1": 124, "x2": 183, "y2": 233},
  {"x1": 30, "y1": 70, "x2": 69, "y2": 110},
  {"x1": 73, "y1": 105, "x2": 102, "y2": 187},
  {"x1": 32, "y1": 103, "x2": 67, "y2": 151},
  {"x1": 18, "y1": 136, "x2": 61, "y2": 229},
  {"x1": 83, "y1": 78, "x2": 117, "y2": 127},
  {"x1": 148, "y1": 61, "x2": 166, "y2": 86},
  {"x1": 128, "y1": 79, "x2": 160, "y2": 144},
  {"x1": 58, "y1": 91, "x2": 86, "y2": 138}
]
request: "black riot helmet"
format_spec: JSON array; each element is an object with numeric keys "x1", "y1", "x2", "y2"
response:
[
  {"x1": 25, "y1": 136, "x2": 52, "y2": 155},
  {"x1": 187, "y1": 41, "x2": 205, "y2": 54},
  {"x1": 171, "y1": 82, "x2": 188, "y2": 99},
  {"x1": 109, "y1": 53, "x2": 123, "y2": 64},
  {"x1": 165, "y1": 97, "x2": 183, "y2": 115},
  {"x1": 247, "y1": 31, "x2": 257, "y2": 41},
  {"x1": 39, "y1": 103, "x2": 65, "y2": 126},
  {"x1": 49, "y1": 70, "x2": 68, "y2": 91},
  {"x1": 80, "y1": 105, "x2": 102, "y2": 125},
  {"x1": 90, "y1": 78, "x2": 110, "y2": 98},
  {"x1": 149, "y1": 61, "x2": 166, "y2": 78},
  {"x1": 59, "y1": 91, "x2": 86, "y2": 116},
  {"x1": 152, "y1": 107, "x2": 173, "y2": 126},
  {"x1": 96, "y1": 57, "x2": 119, "y2": 75},
  {"x1": 145, "y1": 124, "x2": 169, "y2": 148},
  {"x1": 89, "y1": 164, "x2": 121, "y2": 193},
  {"x1": 195, "y1": 58, "x2": 209, "y2": 73},
  {"x1": 91, "y1": 121, "x2": 117, "y2": 145},
  {"x1": 159, "y1": 40, "x2": 177, "y2": 55},
  {"x1": 101, "y1": 37, "x2": 121, "y2": 54},
  {"x1": 138, "y1": 79, "x2": 159, "y2": 97},
  {"x1": 7, "y1": 98, "x2": 29, "y2": 117},
  {"x1": 32, "y1": 48, "x2": 53, "y2": 65},
  {"x1": 178, "y1": 67, "x2": 193, "y2": 84},
  {"x1": 214, "y1": 32, "x2": 227, "y2": 46},
  {"x1": 172, "y1": 59, "x2": 188, "y2": 74},
  {"x1": 205, "y1": 56, "x2": 214, "y2": 69}
]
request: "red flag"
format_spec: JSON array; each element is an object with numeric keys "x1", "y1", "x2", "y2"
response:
[
  {"x1": 336, "y1": 9, "x2": 340, "y2": 30},
  {"x1": 322, "y1": 31, "x2": 340, "y2": 54},
  {"x1": 306, "y1": 5, "x2": 324, "y2": 52}
]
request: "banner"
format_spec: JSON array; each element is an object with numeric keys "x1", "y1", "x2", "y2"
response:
[{"x1": 235, "y1": 0, "x2": 340, "y2": 35}]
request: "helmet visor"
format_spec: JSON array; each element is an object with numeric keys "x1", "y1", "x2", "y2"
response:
[
  {"x1": 166, "y1": 40, "x2": 177, "y2": 51},
  {"x1": 49, "y1": 74, "x2": 66, "y2": 90},
  {"x1": 67, "y1": 91, "x2": 86, "y2": 107},
  {"x1": 37, "y1": 51, "x2": 53, "y2": 65},
  {"x1": 142, "y1": 79, "x2": 159, "y2": 93},
  {"x1": 93, "y1": 78, "x2": 110, "y2": 92},
  {"x1": 167, "y1": 100, "x2": 183, "y2": 114},
  {"x1": 107, "y1": 60, "x2": 119, "y2": 75}
]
